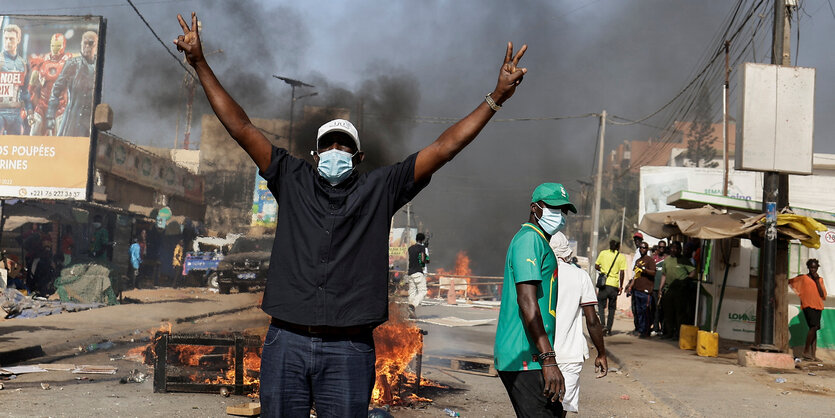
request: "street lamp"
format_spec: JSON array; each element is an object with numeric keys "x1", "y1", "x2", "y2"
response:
[{"x1": 273, "y1": 75, "x2": 316, "y2": 155}]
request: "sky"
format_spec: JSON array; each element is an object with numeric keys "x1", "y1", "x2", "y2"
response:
[{"x1": 4, "y1": 0, "x2": 835, "y2": 274}]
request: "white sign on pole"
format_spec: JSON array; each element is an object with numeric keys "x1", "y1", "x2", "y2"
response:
[{"x1": 736, "y1": 63, "x2": 815, "y2": 175}]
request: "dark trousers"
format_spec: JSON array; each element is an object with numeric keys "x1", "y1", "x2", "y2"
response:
[
  {"x1": 172, "y1": 265, "x2": 183, "y2": 288},
  {"x1": 259, "y1": 323, "x2": 376, "y2": 417},
  {"x1": 499, "y1": 370, "x2": 563, "y2": 417},
  {"x1": 631, "y1": 292, "x2": 639, "y2": 331},
  {"x1": 651, "y1": 290, "x2": 662, "y2": 333},
  {"x1": 597, "y1": 285, "x2": 618, "y2": 331},
  {"x1": 633, "y1": 290, "x2": 651, "y2": 336},
  {"x1": 661, "y1": 279, "x2": 696, "y2": 337}
]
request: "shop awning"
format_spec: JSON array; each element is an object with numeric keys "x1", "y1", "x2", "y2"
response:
[{"x1": 638, "y1": 205, "x2": 826, "y2": 248}]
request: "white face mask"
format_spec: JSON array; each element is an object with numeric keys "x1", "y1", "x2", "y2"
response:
[
  {"x1": 316, "y1": 149, "x2": 356, "y2": 185},
  {"x1": 535, "y1": 203, "x2": 566, "y2": 235}
]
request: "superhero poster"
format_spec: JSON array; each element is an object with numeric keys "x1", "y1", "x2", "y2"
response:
[{"x1": 0, "y1": 15, "x2": 105, "y2": 201}]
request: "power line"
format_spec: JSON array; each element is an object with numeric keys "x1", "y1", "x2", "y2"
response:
[
  {"x1": 125, "y1": 0, "x2": 195, "y2": 79},
  {"x1": 4, "y1": 0, "x2": 192, "y2": 13},
  {"x1": 362, "y1": 112, "x2": 598, "y2": 125}
]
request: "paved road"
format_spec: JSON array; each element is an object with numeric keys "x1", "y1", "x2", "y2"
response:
[{"x1": 1, "y1": 291, "x2": 833, "y2": 417}]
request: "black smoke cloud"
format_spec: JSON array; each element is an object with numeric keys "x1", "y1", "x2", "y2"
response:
[{"x1": 14, "y1": 0, "x2": 834, "y2": 276}]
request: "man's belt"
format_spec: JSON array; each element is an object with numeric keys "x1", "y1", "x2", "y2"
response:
[
  {"x1": 0, "y1": 102, "x2": 22, "y2": 109},
  {"x1": 270, "y1": 317, "x2": 372, "y2": 337}
]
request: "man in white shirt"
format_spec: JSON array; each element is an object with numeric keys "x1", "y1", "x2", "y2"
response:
[{"x1": 550, "y1": 232, "x2": 608, "y2": 415}]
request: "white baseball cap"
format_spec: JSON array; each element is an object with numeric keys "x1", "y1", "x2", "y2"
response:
[{"x1": 316, "y1": 119, "x2": 361, "y2": 151}]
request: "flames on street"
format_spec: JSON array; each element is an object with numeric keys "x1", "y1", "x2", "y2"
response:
[
  {"x1": 371, "y1": 303, "x2": 445, "y2": 406},
  {"x1": 126, "y1": 306, "x2": 443, "y2": 406},
  {"x1": 433, "y1": 250, "x2": 483, "y2": 298}
]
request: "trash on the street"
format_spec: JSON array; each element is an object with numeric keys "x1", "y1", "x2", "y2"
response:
[
  {"x1": 85, "y1": 341, "x2": 115, "y2": 352},
  {"x1": 0, "y1": 365, "x2": 47, "y2": 375},
  {"x1": 72, "y1": 365, "x2": 117, "y2": 374},
  {"x1": 225, "y1": 402, "x2": 261, "y2": 416},
  {"x1": 727, "y1": 371, "x2": 734, "y2": 375},
  {"x1": 37, "y1": 364, "x2": 74, "y2": 371},
  {"x1": 775, "y1": 378, "x2": 787, "y2": 383},
  {"x1": 620, "y1": 394, "x2": 630, "y2": 400},
  {"x1": 219, "y1": 387, "x2": 230, "y2": 397},
  {"x1": 443, "y1": 407, "x2": 460, "y2": 417},
  {"x1": 119, "y1": 369, "x2": 146, "y2": 384},
  {"x1": 808, "y1": 372, "x2": 816, "y2": 376},
  {"x1": 781, "y1": 391, "x2": 790, "y2": 395},
  {"x1": 0, "y1": 383, "x2": 4, "y2": 390},
  {"x1": 368, "y1": 407, "x2": 394, "y2": 418},
  {"x1": 40, "y1": 383, "x2": 50, "y2": 390},
  {"x1": 649, "y1": 401, "x2": 656, "y2": 404}
]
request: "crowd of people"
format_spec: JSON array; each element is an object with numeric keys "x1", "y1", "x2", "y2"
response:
[{"x1": 592, "y1": 233, "x2": 701, "y2": 341}]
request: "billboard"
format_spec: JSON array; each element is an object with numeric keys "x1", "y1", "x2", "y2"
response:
[
  {"x1": 638, "y1": 166, "x2": 759, "y2": 224},
  {"x1": 251, "y1": 169, "x2": 277, "y2": 228},
  {"x1": 0, "y1": 15, "x2": 105, "y2": 200}
]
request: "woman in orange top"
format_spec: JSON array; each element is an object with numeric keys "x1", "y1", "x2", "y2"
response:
[{"x1": 789, "y1": 259, "x2": 827, "y2": 361}]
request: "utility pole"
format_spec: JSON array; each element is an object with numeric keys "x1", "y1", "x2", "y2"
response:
[
  {"x1": 757, "y1": 0, "x2": 793, "y2": 351},
  {"x1": 722, "y1": 40, "x2": 731, "y2": 196},
  {"x1": 273, "y1": 76, "x2": 316, "y2": 156},
  {"x1": 619, "y1": 206, "x2": 625, "y2": 247},
  {"x1": 406, "y1": 202, "x2": 412, "y2": 244},
  {"x1": 588, "y1": 110, "x2": 606, "y2": 278}
]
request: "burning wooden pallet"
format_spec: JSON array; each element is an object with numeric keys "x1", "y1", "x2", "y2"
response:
[
  {"x1": 424, "y1": 354, "x2": 497, "y2": 377},
  {"x1": 153, "y1": 331, "x2": 262, "y2": 396}
]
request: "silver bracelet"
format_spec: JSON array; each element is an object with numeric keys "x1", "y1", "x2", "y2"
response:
[{"x1": 485, "y1": 93, "x2": 501, "y2": 111}]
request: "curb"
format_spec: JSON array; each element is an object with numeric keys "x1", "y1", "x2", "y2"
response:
[{"x1": 0, "y1": 305, "x2": 255, "y2": 366}]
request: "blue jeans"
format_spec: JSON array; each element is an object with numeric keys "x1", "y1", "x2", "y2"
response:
[
  {"x1": 633, "y1": 290, "x2": 651, "y2": 336},
  {"x1": 260, "y1": 323, "x2": 376, "y2": 417}
]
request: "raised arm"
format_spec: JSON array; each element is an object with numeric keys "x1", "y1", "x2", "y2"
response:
[
  {"x1": 413, "y1": 42, "x2": 527, "y2": 182},
  {"x1": 174, "y1": 12, "x2": 272, "y2": 172}
]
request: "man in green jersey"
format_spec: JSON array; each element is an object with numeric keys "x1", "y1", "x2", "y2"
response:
[{"x1": 494, "y1": 183, "x2": 576, "y2": 417}]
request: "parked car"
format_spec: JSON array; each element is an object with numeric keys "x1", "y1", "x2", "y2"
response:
[{"x1": 214, "y1": 235, "x2": 274, "y2": 294}]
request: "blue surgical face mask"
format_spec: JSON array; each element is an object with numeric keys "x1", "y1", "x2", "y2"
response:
[
  {"x1": 316, "y1": 149, "x2": 356, "y2": 185},
  {"x1": 535, "y1": 203, "x2": 566, "y2": 235}
]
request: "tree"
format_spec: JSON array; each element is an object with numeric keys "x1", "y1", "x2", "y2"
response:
[{"x1": 685, "y1": 86, "x2": 719, "y2": 168}]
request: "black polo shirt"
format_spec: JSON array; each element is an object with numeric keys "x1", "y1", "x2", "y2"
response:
[{"x1": 259, "y1": 146, "x2": 429, "y2": 327}]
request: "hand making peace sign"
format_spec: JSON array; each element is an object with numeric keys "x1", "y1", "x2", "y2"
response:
[
  {"x1": 174, "y1": 12, "x2": 203, "y2": 67},
  {"x1": 492, "y1": 42, "x2": 528, "y2": 106}
]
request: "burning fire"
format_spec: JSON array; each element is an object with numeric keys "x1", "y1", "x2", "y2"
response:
[
  {"x1": 371, "y1": 303, "x2": 442, "y2": 406},
  {"x1": 434, "y1": 250, "x2": 482, "y2": 298},
  {"x1": 125, "y1": 322, "x2": 263, "y2": 397},
  {"x1": 126, "y1": 313, "x2": 442, "y2": 406}
]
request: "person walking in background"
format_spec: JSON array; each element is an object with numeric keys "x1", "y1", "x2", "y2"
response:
[
  {"x1": 550, "y1": 232, "x2": 607, "y2": 416},
  {"x1": 60, "y1": 226, "x2": 74, "y2": 267},
  {"x1": 90, "y1": 215, "x2": 109, "y2": 261},
  {"x1": 172, "y1": 239, "x2": 185, "y2": 289},
  {"x1": 406, "y1": 233, "x2": 430, "y2": 319},
  {"x1": 789, "y1": 259, "x2": 827, "y2": 361},
  {"x1": 650, "y1": 244, "x2": 668, "y2": 336},
  {"x1": 595, "y1": 240, "x2": 626, "y2": 335},
  {"x1": 495, "y1": 183, "x2": 576, "y2": 417},
  {"x1": 128, "y1": 238, "x2": 141, "y2": 292},
  {"x1": 625, "y1": 241, "x2": 656, "y2": 338}
]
